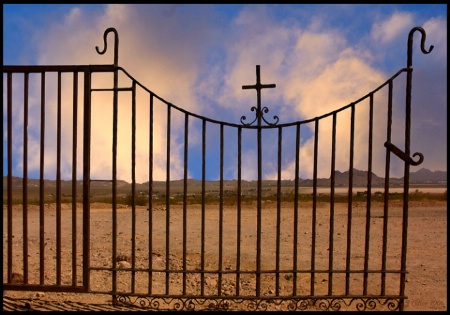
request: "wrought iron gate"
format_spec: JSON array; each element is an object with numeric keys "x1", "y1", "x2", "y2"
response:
[{"x1": 3, "y1": 27, "x2": 433, "y2": 311}]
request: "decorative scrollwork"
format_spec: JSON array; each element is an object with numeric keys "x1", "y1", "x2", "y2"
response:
[
  {"x1": 240, "y1": 106, "x2": 258, "y2": 126},
  {"x1": 241, "y1": 65, "x2": 278, "y2": 126},
  {"x1": 317, "y1": 299, "x2": 331, "y2": 311},
  {"x1": 410, "y1": 152, "x2": 424, "y2": 166},
  {"x1": 292, "y1": 299, "x2": 309, "y2": 311},
  {"x1": 356, "y1": 298, "x2": 377, "y2": 311},
  {"x1": 114, "y1": 295, "x2": 402, "y2": 311},
  {"x1": 262, "y1": 107, "x2": 279, "y2": 125},
  {"x1": 173, "y1": 300, "x2": 183, "y2": 310},
  {"x1": 185, "y1": 299, "x2": 196, "y2": 311},
  {"x1": 355, "y1": 300, "x2": 366, "y2": 311},
  {"x1": 366, "y1": 299, "x2": 378, "y2": 310},
  {"x1": 247, "y1": 299, "x2": 258, "y2": 311},
  {"x1": 330, "y1": 299, "x2": 343, "y2": 311},
  {"x1": 114, "y1": 295, "x2": 127, "y2": 305},
  {"x1": 240, "y1": 106, "x2": 279, "y2": 126},
  {"x1": 96, "y1": 27, "x2": 119, "y2": 66},
  {"x1": 386, "y1": 299, "x2": 400, "y2": 311}
]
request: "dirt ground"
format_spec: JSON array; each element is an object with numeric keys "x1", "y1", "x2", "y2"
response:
[{"x1": 3, "y1": 199, "x2": 447, "y2": 311}]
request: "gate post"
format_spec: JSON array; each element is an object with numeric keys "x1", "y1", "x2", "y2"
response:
[
  {"x1": 82, "y1": 69, "x2": 91, "y2": 291},
  {"x1": 94, "y1": 27, "x2": 120, "y2": 299},
  {"x1": 398, "y1": 27, "x2": 433, "y2": 311}
]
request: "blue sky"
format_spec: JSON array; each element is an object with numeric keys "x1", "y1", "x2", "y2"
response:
[{"x1": 3, "y1": 4, "x2": 447, "y2": 182}]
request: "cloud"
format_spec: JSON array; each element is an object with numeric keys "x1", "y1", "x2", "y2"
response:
[
  {"x1": 13, "y1": 4, "x2": 224, "y2": 182},
  {"x1": 4, "y1": 4, "x2": 446, "y2": 183},
  {"x1": 199, "y1": 9, "x2": 393, "y2": 179},
  {"x1": 371, "y1": 12, "x2": 413, "y2": 44}
]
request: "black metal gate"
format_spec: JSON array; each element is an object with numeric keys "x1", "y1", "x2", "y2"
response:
[{"x1": 3, "y1": 27, "x2": 433, "y2": 311}]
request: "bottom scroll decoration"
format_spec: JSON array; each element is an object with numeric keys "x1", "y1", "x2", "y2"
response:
[{"x1": 114, "y1": 295, "x2": 401, "y2": 311}]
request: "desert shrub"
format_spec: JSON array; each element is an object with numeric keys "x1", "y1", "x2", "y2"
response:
[{"x1": 123, "y1": 193, "x2": 148, "y2": 206}]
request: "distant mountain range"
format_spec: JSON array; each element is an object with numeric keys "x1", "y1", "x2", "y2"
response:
[
  {"x1": 408, "y1": 168, "x2": 447, "y2": 184},
  {"x1": 302, "y1": 168, "x2": 447, "y2": 187},
  {"x1": 3, "y1": 168, "x2": 446, "y2": 189}
]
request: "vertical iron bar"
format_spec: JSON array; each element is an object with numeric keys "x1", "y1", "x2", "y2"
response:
[
  {"x1": 182, "y1": 113, "x2": 189, "y2": 295},
  {"x1": 293, "y1": 123, "x2": 300, "y2": 295},
  {"x1": 71, "y1": 72, "x2": 78, "y2": 286},
  {"x1": 257, "y1": 68, "x2": 263, "y2": 298},
  {"x1": 241, "y1": 65, "x2": 275, "y2": 297},
  {"x1": 399, "y1": 59, "x2": 413, "y2": 313},
  {"x1": 398, "y1": 27, "x2": 434, "y2": 310},
  {"x1": 23, "y1": 72, "x2": 29, "y2": 283},
  {"x1": 112, "y1": 66, "x2": 119, "y2": 296},
  {"x1": 236, "y1": 126, "x2": 242, "y2": 296},
  {"x1": 201, "y1": 119, "x2": 206, "y2": 296},
  {"x1": 148, "y1": 93, "x2": 154, "y2": 294},
  {"x1": 381, "y1": 81, "x2": 393, "y2": 295},
  {"x1": 363, "y1": 95, "x2": 374, "y2": 295},
  {"x1": 39, "y1": 72, "x2": 46, "y2": 285},
  {"x1": 100, "y1": 28, "x2": 119, "y2": 300},
  {"x1": 328, "y1": 113, "x2": 337, "y2": 295},
  {"x1": 345, "y1": 104, "x2": 355, "y2": 295},
  {"x1": 82, "y1": 69, "x2": 91, "y2": 291},
  {"x1": 165, "y1": 106, "x2": 171, "y2": 295},
  {"x1": 256, "y1": 120, "x2": 262, "y2": 297},
  {"x1": 275, "y1": 126, "x2": 282, "y2": 296},
  {"x1": 311, "y1": 119, "x2": 319, "y2": 295},
  {"x1": 131, "y1": 81, "x2": 137, "y2": 293},
  {"x1": 56, "y1": 71, "x2": 62, "y2": 285},
  {"x1": 7, "y1": 72, "x2": 13, "y2": 283},
  {"x1": 218, "y1": 123, "x2": 224, "y2": 295}
]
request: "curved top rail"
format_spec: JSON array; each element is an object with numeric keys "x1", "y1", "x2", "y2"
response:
[
  {"x1": 96, "y1": 27, "x2": 119, "y2": 67},
  {"x1": 407, "y1": 27, "x2": 434, "y2": 68},
  {"x1": 117, "y1": 66, "x2": 408, "y2": 129}
]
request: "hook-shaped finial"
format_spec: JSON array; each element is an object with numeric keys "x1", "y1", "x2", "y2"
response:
[
  {"x1": 96, "y1": 27, "x2": 119, "y2": 67},
  {"x1": 407, "y1": 27, "x2": 434, "y2": 68},
  {"x1": 384, "y1": 141, "x2": 424, "y2": 166}
]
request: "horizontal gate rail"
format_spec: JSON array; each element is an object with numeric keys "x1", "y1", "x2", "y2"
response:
[{"x1": 3, "y1": 64, "x2": 115, "y2": 73}]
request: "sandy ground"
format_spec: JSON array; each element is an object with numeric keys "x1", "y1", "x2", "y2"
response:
[{"x1": 3, "y1": 200, "x2": 447, "y2": 311}]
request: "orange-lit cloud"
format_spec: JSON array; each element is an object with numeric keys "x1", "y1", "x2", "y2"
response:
[{"x1": 4, "y1": 4, "x2": 446, "y2": 183}]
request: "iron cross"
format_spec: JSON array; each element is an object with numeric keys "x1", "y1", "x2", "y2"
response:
[{"x1": 242, "y1": 65, "x2": 276, "y2": 126}]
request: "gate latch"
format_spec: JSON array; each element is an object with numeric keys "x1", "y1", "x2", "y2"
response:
[{"x1": 384, "y1": 141, "x2": 424, "y2": 166}]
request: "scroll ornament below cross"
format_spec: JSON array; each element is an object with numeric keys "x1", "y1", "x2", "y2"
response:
[{"x1": 241, "y1": 65, "x2": 279, "y2": 126}]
